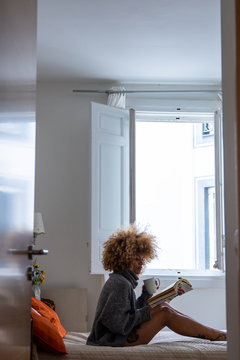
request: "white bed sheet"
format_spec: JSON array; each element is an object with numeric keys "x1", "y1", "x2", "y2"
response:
[{"x1": 36, "y1": 330, "x2": 227, "y2": 360}]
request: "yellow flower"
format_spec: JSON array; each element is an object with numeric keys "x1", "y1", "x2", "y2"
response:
[{"x1": 32, "y1": 261, "x2": 46, "y2": 286}]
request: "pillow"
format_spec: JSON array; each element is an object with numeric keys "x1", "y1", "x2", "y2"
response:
[
  {"x1": 32, "y1": 307, "x2": 42, "y2": 316},
  {"x1": 31, "y1": 309, "x2": 67, "y2": 354},
  {"x1": 32, "y1": 297, "x2": 67, "y2": 338}
]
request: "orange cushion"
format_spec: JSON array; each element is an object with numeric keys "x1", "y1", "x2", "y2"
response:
[
  {"x1": 32, "y1": 309, "x2": 67, "y2": 354},
  {"x1": 32, "y1": 297, "x2": 67, "y2": 338}
]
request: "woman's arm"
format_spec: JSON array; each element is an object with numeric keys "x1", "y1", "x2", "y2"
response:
[
  {"x1": 101, "y1": 284, "x2": 151, "y2": 336},
  {"x1": 136, "y1": 286, "x2": 152, "y2": 308}
]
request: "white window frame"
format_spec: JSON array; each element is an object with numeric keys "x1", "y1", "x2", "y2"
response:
[
  {"x1": 195, "y1": 177, "x2": 215, "y2": 270},
  {"x1": 133, "y1": 110, "x2": 225, "y2": 279}
]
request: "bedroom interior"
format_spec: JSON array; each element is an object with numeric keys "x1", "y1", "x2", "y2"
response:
[{"x1": 0, "y1": 0, "x2": 239, "y2": 359}]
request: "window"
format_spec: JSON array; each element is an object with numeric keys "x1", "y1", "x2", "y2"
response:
[
  {"x1": 135, "y1": 111, "x2": 225, "y2": 274},
  {"x1": 90, "y1": 103, "x2": 225, "y2": 276}
]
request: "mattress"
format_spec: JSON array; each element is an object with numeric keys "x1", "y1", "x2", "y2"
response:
[{"x1": 35, "y1": 330, "x2": 227, "y2": 360}]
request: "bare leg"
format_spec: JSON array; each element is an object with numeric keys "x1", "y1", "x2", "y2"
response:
[{"x1": 125, "y1": 302, "x2": 227, "y2": 346}]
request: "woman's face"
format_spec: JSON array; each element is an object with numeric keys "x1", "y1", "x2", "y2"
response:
[{"x1": 130, "y1": 254, "x2": 146, "y2": 275}]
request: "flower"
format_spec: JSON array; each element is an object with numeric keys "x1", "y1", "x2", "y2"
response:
[{"x1": 32, "y1": 262, "x2": 46, "y2": 286}]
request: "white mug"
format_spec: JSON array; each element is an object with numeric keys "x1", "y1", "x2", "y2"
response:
[{"x1": 143, "y1": 277, "x2": 160, "y2": 295}]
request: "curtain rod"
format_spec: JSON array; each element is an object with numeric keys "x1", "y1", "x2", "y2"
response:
[{"x1": 73, "y1": 89, "x2": 222, "y2": 95}]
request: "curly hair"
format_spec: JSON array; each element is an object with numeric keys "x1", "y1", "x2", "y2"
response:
[{"x1": 102, "y1": 224, "x2": 157, "y2": 272}]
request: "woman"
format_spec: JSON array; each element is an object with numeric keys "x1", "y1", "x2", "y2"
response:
[{"x1": 87, "y1": 225, "x2": 227, "y2": 347}]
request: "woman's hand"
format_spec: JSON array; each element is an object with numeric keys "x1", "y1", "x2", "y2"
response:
[
  {"x1": 149, "y1": 303, "x2": 164, "y2": 316},
  {"x1": 149, "y1": 301, "x2": 171, "y2": 315}
]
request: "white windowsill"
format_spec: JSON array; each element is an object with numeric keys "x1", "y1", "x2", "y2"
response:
[{"x1": 140, "y1": 269, "x2": 226, "y2": 289}]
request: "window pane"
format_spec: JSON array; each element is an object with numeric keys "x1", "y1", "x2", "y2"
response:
[{"x1": 135, "y1": 121, "x2": 215, "y2": 270}]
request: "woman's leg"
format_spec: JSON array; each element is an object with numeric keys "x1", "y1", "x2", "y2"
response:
[{"x1": 125, "y1": 302, "x2": 227, "y2": 346}]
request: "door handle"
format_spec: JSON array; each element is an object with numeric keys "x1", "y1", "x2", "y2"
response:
[{"x1": 8, "y1": 245, "x2": 48, "y2": 260}]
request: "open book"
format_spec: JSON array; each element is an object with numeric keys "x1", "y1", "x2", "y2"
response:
[{"x1": 148, "y1": 278, "x2": 193, "y2": 308}]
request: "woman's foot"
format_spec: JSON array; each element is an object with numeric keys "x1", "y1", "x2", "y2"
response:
[{"x1": 214, "y1": 332, "x2": 227, "y2": 341}]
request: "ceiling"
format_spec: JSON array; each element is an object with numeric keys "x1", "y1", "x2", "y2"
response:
[
  {"x1": 0, "y1": 0, "x2": 221, "y2": 87},
  {"x1": 37, "y1": 0, "x2": 221, "y2": 85}
]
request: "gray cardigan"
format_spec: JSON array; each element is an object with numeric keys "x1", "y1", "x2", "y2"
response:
[{"x1": 87, "y1": 270, "x2": 151, "y2": 347}]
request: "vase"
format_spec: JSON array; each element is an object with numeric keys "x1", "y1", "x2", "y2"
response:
[{"x1": 32, "y1": 285, "x2": 41, "y2": 300}]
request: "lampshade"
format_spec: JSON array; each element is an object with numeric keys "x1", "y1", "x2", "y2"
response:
[{"x1": 34, "y1": 212, "x2": 45, "y2": 236}]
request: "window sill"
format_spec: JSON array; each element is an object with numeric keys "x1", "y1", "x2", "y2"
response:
[{"x1": 141, "y1": 269, "x2": 226, "y2": 289}]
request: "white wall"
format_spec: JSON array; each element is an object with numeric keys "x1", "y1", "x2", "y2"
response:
[
  {"x1": 35, "y1": 81, "x2": 226, "y2": 331},
  {"x1": 35, "y1": 82, "x2": 107, "y2": 329},
  {"x1": 136, "y1": 278, "x2": 225, "y2": 330}
]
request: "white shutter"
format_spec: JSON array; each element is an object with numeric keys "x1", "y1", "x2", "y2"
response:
[{"x1": 90, "y1": 102, "x2": 130, "y2": 274}]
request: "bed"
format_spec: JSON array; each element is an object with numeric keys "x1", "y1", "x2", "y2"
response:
[
  {"x1": 32, "y1": 288, "x2": 227, "y2": 360},
  {"x1": 34, "y1": 330, "x2": 227, "y2": 360}
]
